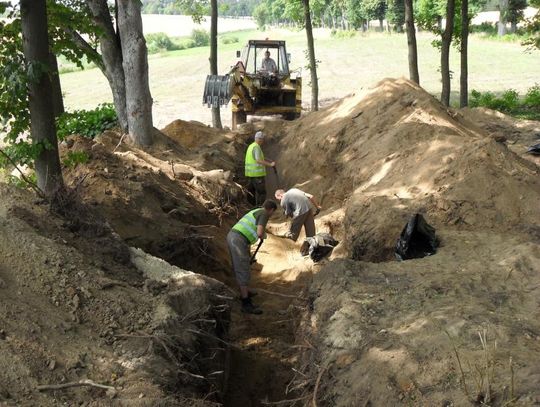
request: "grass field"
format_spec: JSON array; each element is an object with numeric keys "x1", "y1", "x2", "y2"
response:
[{"x1": 60, "y1": 28, "x2": 540, "y2": 128}]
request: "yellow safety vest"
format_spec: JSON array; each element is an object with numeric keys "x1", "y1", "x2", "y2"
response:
[
  {"x1": 232, "y1": 208, "x2": 262, "y2": 244},
  {"x1": 245, "y1": 142, "x2": 266, "y2": 177}
]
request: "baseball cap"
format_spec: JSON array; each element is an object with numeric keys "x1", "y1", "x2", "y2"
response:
[{"x1": 254, "y1": 131, "x2": 264, "y2": 140}]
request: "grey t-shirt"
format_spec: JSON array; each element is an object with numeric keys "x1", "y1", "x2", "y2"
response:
[
  {"x1": 252, "y1": 144, "x2": 263, "y2": 161},
  {"x1": 254, "y1": 208, "x2": 270, "y2": 227},
  {"x1": 281, "y1": 188, "x2": 311, "y2": 218}
]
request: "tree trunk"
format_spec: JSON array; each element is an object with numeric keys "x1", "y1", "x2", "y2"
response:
[
  {"x1": 210, "y1": 0, "x2": 222, "y2": 129},
  {"x1": 117, "y1": 0, "x2": 154, "y2": 146},
  {"x1": 509, "y1": 21, "x2": 517, "y2": 33},
  {"x1": 379, "y1": 18, "x2": 384, "y2": 32},
  {"x1": 302, "y1": 0, "x2": 318, "y2": 111},
  {"x1": 440, "y1": 0, "x2": 455, "y2": 107},
  {"x1": 20, "y1": 0, "x2": 64, "y2": 195},
  {"x1": 460, "y1": 0, "x2": 469, "y2": 107},
  {"x1": 404, "y1": 0, "x2": 420, "y2": 84},
  {"x1": 86, "y1": 0, "x2": 128, "y2": 133},
  {"x1": 48, "y1": 51, "x2": 65, "y2": 118},
  {"x1": 498, "y1": 0, "x2": 509, "y2": 36}
]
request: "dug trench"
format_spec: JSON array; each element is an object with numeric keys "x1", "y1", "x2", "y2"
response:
[
  {"x1": 12, "y1": 77, "x2": 537, "y2": 406},
  {"x1": 54, "y1": 119, "x2": 320, "y2": 405}
]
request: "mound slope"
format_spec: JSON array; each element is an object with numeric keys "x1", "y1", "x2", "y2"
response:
[{"x1": 274, "y1": 78, "x2": 540, "y2": 260}]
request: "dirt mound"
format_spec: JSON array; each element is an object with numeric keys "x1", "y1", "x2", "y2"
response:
[
  {"x1": 161, "y1": 119, "x2": 225, "y2": 149},
  {"x1": 270, "y1": 78, "x2": 540, "y2": 261},
  {"x1": 298, "y1": 230, "x2": 540, "y2": 406},
  {"x1": 0, "y1": 184, "x2": 230, "y2": 406},
  {"x1": 60, "y1": 125, "x2": 249, "y2": 278}
]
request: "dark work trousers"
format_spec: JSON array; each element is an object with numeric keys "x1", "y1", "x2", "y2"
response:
[{"x1": 247, "y1": 176, "x2": 266, "y2": 206}]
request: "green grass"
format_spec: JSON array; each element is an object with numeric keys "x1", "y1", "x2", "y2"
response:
[{"x1": 59, "y1": 28, "x2": 540, "y2": 127}]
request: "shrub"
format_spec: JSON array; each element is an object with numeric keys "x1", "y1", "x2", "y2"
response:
[
  {"x1": 190, "y1": 29, "x2": 210, "y2": 47},
  {"x1": 470, "y1": 85, "x2": 540, "y2": 120},
  {"x1": 331, "y1": 29, "x2": 357, "y2": 38},
  {"x1": 524, "y1": 84, "x2": 540, "y2": 108},
  {"x1": 175, "y1": 38, "x2": 196, "y2": 50},
  {"x1": 146, "y1": 32, "x2": 178, "y2": 54},
  {"x1": 56, "y1": 103, "x2": 117, "y2": 140},
  {"x1": 221, "y1": 35, "x2": 239, "y2": 44},
  {"x1": 62, "y1": 150, "x2": 90, "y2": 168}
]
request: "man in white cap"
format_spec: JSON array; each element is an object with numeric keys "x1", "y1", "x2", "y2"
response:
[{"x1": 244, "y1": 131, "x2": 275, "y2": 206}]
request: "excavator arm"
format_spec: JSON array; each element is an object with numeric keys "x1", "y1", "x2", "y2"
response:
[{"x1": 202, "y1": 62, "x2": 254, "y2": 111}]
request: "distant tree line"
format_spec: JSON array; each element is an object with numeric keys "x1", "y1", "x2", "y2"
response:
[
  {"x1": 252, "y1": 0, "x2": 531, "y2": 34},
  {"x1": 141, "y1": 0, "x2": 260, "y2": 17}
]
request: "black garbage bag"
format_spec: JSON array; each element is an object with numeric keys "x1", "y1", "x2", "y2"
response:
[
  {"x1": 395, "y1": 214, "x2": 438, "y2": 261},
  {"x1": 302, "y1": 233, "x2": 339, "y2": 262},
  {"x1": 526, "y1": 142, "x2": 540, "y2": 155}
]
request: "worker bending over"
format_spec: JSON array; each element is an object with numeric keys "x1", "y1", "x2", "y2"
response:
[
  {"x1": 226, "y1": 199, "x2": 277, "y2": 314},
  {"x1": 245, "y1": 131, "x2": 275, "y2": 206},
  {"x1": 275, "y1": 188, "x2": 321, "y2": 242}
]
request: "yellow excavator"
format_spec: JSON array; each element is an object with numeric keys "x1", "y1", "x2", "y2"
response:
[{"x1": 203, "y1": 39, "x2": 302, "y2": 128}]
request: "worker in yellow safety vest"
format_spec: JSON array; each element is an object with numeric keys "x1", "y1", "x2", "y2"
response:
[
  {"x1": 245, "y1": 131, "x2": 276, "y2": 206},
  {"x1": 226, "y1": 199, "x2": 277, "y2": 314}
]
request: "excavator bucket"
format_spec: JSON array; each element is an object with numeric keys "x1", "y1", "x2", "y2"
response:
[{"x1": 202, "y1": 75, "x2": 232, "y2": 108}]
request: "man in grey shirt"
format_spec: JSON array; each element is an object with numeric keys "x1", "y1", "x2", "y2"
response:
[
  {"x1": 275, "y1": 188, "x2": 321, "y2": 241},
  {"x1": 260, "y1": 50, "x2": 277, "y2": 74}
]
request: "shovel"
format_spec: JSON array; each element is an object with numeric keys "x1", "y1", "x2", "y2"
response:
[
  {"x1": 250, "y1": 239, "x2": 264, "y2": 264},
  {"x1": 273, "y1": 165, "x2": 280, "y2": 188}
]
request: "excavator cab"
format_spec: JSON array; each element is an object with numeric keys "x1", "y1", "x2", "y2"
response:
[{"x1": 203, "y1": 39, "x2": 302, "y2": 129}]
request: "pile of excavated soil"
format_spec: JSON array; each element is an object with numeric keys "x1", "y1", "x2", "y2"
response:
[
  {"x1": 0, "y1": 184, "x2": 230, "y2": 406},
  {"x1": 269, "y1": 78, "x2": 540, "y2": 261},
  {"x1": 60, "y1": 122, "x2": 251, "y2": 279},
  {"x1": 299, "y1": 229, "x2": 540, "y2": 406}
]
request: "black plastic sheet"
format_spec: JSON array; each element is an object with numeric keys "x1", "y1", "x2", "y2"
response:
[
  {"x1": 395, "y1": 214, "x2": 439, "y2": 261},
  {"x1": 302, "y1": 233, "x2": 339, "y2": 262}
]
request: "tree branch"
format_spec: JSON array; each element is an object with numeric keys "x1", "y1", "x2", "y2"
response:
[
  {"x1": 0, "y1": 147, "x2": 45, "y2": 198},
  {"x1": 37, "y1": 379, "x2": 116, "y2": 392},
  {"x1": 63, "y1": 27, "x2": 105, "y2": 72}
]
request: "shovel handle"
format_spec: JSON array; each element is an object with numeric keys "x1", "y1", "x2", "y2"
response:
[{"x1": 250, "y1": 239, "x2": 264, "y2": 264}]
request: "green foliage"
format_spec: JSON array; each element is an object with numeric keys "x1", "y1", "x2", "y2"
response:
[
  {"x1": 386, "y1": 0, "x2": 406, "y2": 30},
  {"x1": 471, "y1": 22, "x2": 498, "y2": 34},
  {"x1": 62, "y1": 150, "x2": 89, "y2": 168},
  {"x1": 507, "y1": 0, "x2": 527, "y2": 25},
  {"x1": 470, "y1": 85, "x2": 540, "y2": 120},
  {"x1": 176, "y1": 38, "x2": 197, "y2": 49},
  {"x1": 331, "y1": 29, "x2": 357, "y2": 38},
  {"x1": 0, "y1": 0, "x2": 102, "y2": 171},
  {"x1": 360, "y1": 0, "x2": 387, "y2": 23},
  {"x1": 6, "y1": 172, "x2": 37, "y2": 190},
  {"x1": 221, "y1": 35, "x2": 239, "y2": 44},
  {"x1": 190, "y1": 29, "x2": 210, "y2": 47},
  {"x1": 524, "y1": 84, "x2": 540, "y2": 107},
  {"x1": 253, "y1": 3, "x2": 269, "y2": 27},
  {"x1": 56, "y1": 104, "x2": 117, "y2": 140},
  {"x1": 146, "y1": 32, "x2": 179, "y2": 53},
  {"x1": 522, "y1": 8, "x2": 540, "y2": 50}
]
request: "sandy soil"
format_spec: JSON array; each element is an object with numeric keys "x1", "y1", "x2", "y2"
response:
[{"x1": 2, "y1": 77, "x2": 539, "y2": 406}]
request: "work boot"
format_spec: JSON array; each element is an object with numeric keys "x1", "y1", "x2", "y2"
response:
[
  {"x1": 300, "y1": 240, "x2": 310, "y2": 257},
  {"x1": 241, "y1": 297, "x2": 262, "y2": 315}
]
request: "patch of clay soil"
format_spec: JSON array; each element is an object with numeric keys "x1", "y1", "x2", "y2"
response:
[{"x1": 0, "y1": 184, "x2": 230, "y2": 406}]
